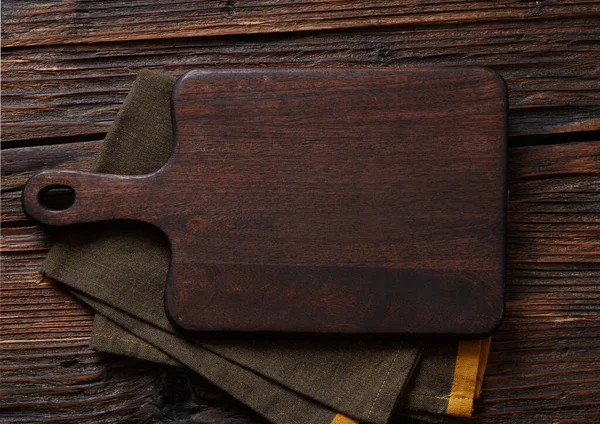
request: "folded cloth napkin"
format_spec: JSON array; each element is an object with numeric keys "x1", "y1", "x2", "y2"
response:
[{"x1": 41, "y1": 69, "x2": 491, "y2": 424}]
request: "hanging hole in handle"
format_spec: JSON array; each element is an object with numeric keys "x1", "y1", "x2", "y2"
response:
[{"x1": 38, "y1": 185, "x2": 76, "y2": 211}]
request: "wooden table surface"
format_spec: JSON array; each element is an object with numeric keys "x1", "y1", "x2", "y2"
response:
[{"x1": 2, "y1": 2, "x2": 600, "y2": 423}]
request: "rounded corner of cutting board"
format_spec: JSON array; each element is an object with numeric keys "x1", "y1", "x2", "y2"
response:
[
  {"x1": 471, "y1": 301, "x2": 506, "y2": 339},
  {"x1": 164, "y1": 284, "x2": 194, "y2": 332}
]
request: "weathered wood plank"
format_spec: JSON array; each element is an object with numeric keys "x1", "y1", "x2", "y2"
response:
[
  {"x1": 1, "y1": 339, "x2": 259, "y2": 423},
  {"x1": 1, "y1": 141, "x2": 102, "y2": 224},
  {"x1": 1, "y1": 141, "x2": 102, "y2": 189},
  {"x1": 1, "y1": 337, "x2": 165, "y2": 423},
  {"x1": 3, "y1": 0, "x2": 600, "y2": 48},
  {"x1": 3, "y1": 20, "x2": 600, "y2": 143},
  {"x1": 1, "y1": 139, "x2": 599, "y2": 422}
]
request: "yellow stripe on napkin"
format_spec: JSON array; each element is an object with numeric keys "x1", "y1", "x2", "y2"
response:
[
  {"x1": 446, "y1": 338, "x2": 491, "y2": 417},
  {"x1": 331, "y1": 413, "x2": 359, "y2": 424}
]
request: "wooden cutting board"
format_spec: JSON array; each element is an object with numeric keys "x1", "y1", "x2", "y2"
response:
[{"x1": 23, "y1": 68, "x2": 507, "y2": 336}]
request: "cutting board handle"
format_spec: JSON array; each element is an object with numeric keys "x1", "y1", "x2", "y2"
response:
[{"x1": 22, "y1": 170, "x2": 153, "y2": 226}]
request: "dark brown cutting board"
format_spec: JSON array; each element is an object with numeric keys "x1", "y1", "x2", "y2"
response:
[{"x1": 23, "y1": 68, "x2": 507, "y2": 336}]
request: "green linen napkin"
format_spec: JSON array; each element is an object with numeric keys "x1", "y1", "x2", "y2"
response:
[{"x1": 41, "y1": 69, "x2": 490, "y2": 424}]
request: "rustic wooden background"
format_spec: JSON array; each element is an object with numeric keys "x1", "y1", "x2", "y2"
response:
[{"x1": 2, "y1": 1, "x2": 600, "y2": 423}]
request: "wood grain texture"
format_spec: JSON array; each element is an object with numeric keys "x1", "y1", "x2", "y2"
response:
[
  {"x1": 3, "y1": 20, "x2": 600, "y2": 143},
  {"x1": 2, "y1": 136, "x2": 599, "y2": 422},
  {"x1": 19, "y1": 67, "x2": 508, "y2": 336},
  {"x1": 2, "y1": 1, "x2": 600, "y2": 420},
  {"x1": 3, "y1": 0, "x2": 600, "y2": 47}
]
